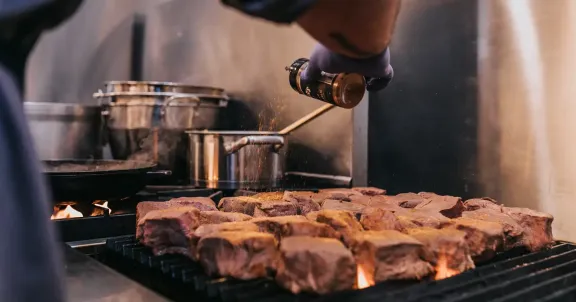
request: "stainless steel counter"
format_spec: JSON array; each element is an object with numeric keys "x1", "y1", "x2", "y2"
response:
[{"x1": 64, "y1": 245, "x2": 169, "y2": 302}]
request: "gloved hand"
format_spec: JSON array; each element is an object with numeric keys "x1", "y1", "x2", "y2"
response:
[{"x1": 301, "y1": 44, "x2": 394, "y2": 92}]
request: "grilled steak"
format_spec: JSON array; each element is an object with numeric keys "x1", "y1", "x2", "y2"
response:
[
  {"x1": 275, "y1": 236, "x2": 356, "y2": 294},
  {"x1": 253, "y1": 201, "x2": 298, "y2": 217},
  {"x1": 197, "y1": 231, "x2": 279, "y2": 279},
  {"x1": 282, "y1": 191, "x2": 325, "y2": 215},
  {"x1": 350, "y1": 230, "x2": 434, "y2": 282},
  {"x1": 319, "y1": 188, "x2": 363, "y2": 201},
  {"x1": 407, "y1": 228, "x2": 475, "y2": 274},
  {"x1": 462, "y1": 208, "x2": 524, "y2": 250},
  {"x1": 199, "y1": 211, "x2": 252, "y2": 224},
  {"x1": 359, "y1": 207, "x2": 404, "y2": 231},
  {"x1": 136, "y1": 197, "x2": 217, "y2": 224},
  {"x1": 440, "y1": 217, "x2": 504, "y2": 261},
  {"x1": 384, "y1": 193, "x2": 426, "y2": 208},
  {"x1": 167, "y1": 197, "x2": 217, "y2": 211},
  {"x1": 217, "y1": 196, "x2": 261, "y2": 215},
  {"x1": 137, "y1": 206, "x2": 201, "y2": 257},
  {"x1": 251, "y1": 191, "x2": 284, "y2": 201},
  {"x1": 190, "y1": 221, "x2": 260, "y2": 260},
  {"x1": 313, "y1": 209, "x2": 364, "y2": 246},
  {"x1": 394, "y1": 209, "x2": 451, "y2": 230},
  {"x1": 251, "y1": 216, "x2": 339, "y2": 240},
  {"x1": 415, "y1": 193, "x2": 464, "y2": 218},
  {"x1": 502, "y1": 207, "x2": 554, "y2": 251},
  {"x1": 464, "y1": 197, "x2": 503, "y2": 211},
  {"x1": 352, "y1": 187, "x2": 387, "y2": 196},
  {"x1": 322, "y1": 199, "x2": 366, "y2": 215}
]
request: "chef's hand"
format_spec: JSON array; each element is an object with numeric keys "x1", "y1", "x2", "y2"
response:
[{"x1": 301, "y1": 44, "x2": 394, "y2": 92}]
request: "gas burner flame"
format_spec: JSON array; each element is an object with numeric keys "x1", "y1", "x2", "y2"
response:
[
  {"x1": 93, "y1": 200, "x2": 111, "y2": 215},
  {"x1": 51, "y1": 205, "x2": 83, "y2": 220},
  {"x1": 356, "y1": 265, "x2": 375, "y2": 289},
  {"x1": 434, "y1": 254, "x2": 459, "y2": 280}
]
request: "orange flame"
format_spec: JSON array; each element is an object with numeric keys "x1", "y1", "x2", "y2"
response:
[
  {"x1": 356, "y1": 265, "x2": 375, "y2": 289},
  {"x1": 434, "y1": 254, "x2": 459, "y2": 280},
  {"x1": 51, "y1": 205, "x2": 83, "y2": 220},
  {"x1": 93, "y1": 200, "x2": 111, "y2": 215}
]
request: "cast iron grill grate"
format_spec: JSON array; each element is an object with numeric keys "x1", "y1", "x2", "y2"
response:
[{"x1": 102, "y1": 236, "x2": 576, "y2": 302}]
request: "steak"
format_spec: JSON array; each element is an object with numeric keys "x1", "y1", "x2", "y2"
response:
[
  {"x1": 251, "y1": 216, "x2": 339, "y2": 240},
  {"x1": 384, "y1": 193, "x2": 426, "y2": 208},
  {"x1": 352, "y1": 187, "x2": 387, "y2": 196},
  {"x1": 136, "y1": 197, "x2": 217, "y2": 224},
  {"x1": 251, "y1": 191, "x2": 284, "y2": 201},
  {"x1": 394, "y1": 209, "x2": 451, "y2": 230},
  {"x1": 502, "y1": 207, "x2": 554, "y2": 251},
  {"x1": 440, "y1": 217, "x2": 504, "y2": 261},
  {"x1": 199, "y1": 211, "x2": 252, "y2": 224},
  {"x1": 137, "y1": 206, "x2": 201, "y2": 257},
  {"x1": 350, "y1": 230, "x2": 434, "y2": 282},
  {"x1": 197, "y1": 231, "x2": 279, "y2": 280},
  {"x1": 322, "y1": 199, "x2": 367, "y2": 215},
  {"x1": 319, "y1": 188, "x2": 363, "y2": 201},
  {"x1": 464, "y1": 197, "x2": 503, "y2": 211},
  {"x1": 253, "y1": 201, "x2": 298, "y2": 217},
  {"x1": 282, "y1": 191, "x2": 325, "y2": 215},
  {"x1": 414, "y1": 193, "x2": 464, "y2": 218},
  {"x1": 217, "y1": 196, "x2": 261, "y2": 215},
  {"x1": 359, "y1": 207, "x2": 404, "y2": 232},
  {"x1": 167, "y1": 197, "x2": 217, "y2": 211},
  {"x1": 190, "y1": 221, "x2": 260, "y2": 260},
  {"x1": 407, "y1": 228, "x2": 475, "y2": 274},
  {"x1": 348, "y1": 194, "x2": 402, "y2": 210},
  {"x1": 313, "y1": 209, "x2": 364, "y2": 246},
  {"x1": 275, "y1": 236, "x2": 356, "y2": 294},
  {"x1": 462, "y1": 209, "x2": 524, "y2": 250}
]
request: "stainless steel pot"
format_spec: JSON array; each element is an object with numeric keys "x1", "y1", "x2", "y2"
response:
[
  {"x1": 187, "y1": 131, "x2": 286, "y2": 189},
  {"x1": 24, "y1": 102, "x2": 103, "y2": 160},
  {"x1": 104, "y1": 81, "x2": 226, "y2": 97},
  {"x1": 93, "y1": 90, "x2": 228, "y2": 184},
  {"x1": 96, "y1": 93, "x2": 227, "y2": 130}
]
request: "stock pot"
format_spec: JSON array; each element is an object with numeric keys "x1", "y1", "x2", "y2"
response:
[
  {"x1": 187, "y1": 131, "x2": 286, "y2": 189},
  {"x1": 24, "y1": 102, "x2": 103, "y2": 160},
  {"x1": 93, "y1": 84, "x2": 228, "y2": 184}
]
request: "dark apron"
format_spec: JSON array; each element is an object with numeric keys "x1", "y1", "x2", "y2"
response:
[{"x1": 0, "y1": 1, "x2": 82, "y2": 301}]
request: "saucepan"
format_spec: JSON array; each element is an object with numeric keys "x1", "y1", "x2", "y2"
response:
[
  {"x1": 187, "y1": 104, "x2": 336, "y2": 189},
  {"x1": 43, "y1": 159, "x2": 171, "y2": 201}
]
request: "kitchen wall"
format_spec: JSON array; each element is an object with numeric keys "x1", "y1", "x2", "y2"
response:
[
  {"x1": 478, "y1": 0, "x2": 576, "y2": 241},
  {"x1": 25, "y1": 0, "x2": 352, "y2": 176}
]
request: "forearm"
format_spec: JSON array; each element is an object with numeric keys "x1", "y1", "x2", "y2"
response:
[{"x1": 296, "y1": 0, "x2": 401, "y2": 58}]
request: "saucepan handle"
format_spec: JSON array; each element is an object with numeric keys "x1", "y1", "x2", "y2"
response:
[{"x1": 225, "y1": 135, "x2": 285, "y2": 154}]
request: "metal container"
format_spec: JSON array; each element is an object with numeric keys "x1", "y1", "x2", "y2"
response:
[
  {"x1": 187, "y1": 131, "x2": 286, "y2": 189},
  {"x1": 104, "y1": 81, "x2": 226, "y2": 97},
  {"x1": 94, "y1": 91, "x2": 228, "y2": 184},
  {"x1": 24, "y1": 102, "x2": 103, "y2": 160},
  {"x1": 286, "y1": 58, "x2": 366, "y2": 108}
]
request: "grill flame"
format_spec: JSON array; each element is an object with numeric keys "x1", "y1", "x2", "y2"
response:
[
  {"x1": 434, "y1": 254, "x2": 459, "y2": 280},
  {"x1": 356, "y1": 265, "x2": 375, "y2": 289},
  {"x1": 51, "y1": 205, "x2": 83, "y2": 220},
  {"x1": 93, "y1": 200, "x2": 112, "y2": 215}
]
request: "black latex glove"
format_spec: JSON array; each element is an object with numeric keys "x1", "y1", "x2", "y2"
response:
[{"x1": 301, "y1": 44, "x2": 394, "y2": 92}]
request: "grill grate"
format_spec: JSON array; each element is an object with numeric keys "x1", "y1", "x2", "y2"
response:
[{"x1": 102, "y1": 236, "x2": 576, "y2": 302}]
